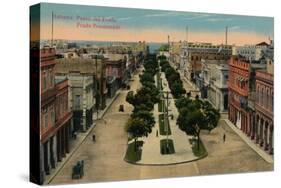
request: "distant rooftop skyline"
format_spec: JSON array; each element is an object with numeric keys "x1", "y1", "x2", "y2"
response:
[{"x1": 37, "y1": 3, "x2": 274, "y2": 45}]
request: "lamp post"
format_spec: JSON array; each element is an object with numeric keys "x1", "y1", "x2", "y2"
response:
[{"x1": 160, "y1": 90, "x2": 172, "y2": 148}]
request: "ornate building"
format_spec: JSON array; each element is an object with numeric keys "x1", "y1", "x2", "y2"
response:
[
  {"x1": 200, "y1": 59, "x2": 229, "y2": 112},
  {"x1": 40, "y1": 47, "x2": 73, "y2": 183},
  {"x1": 254, "y1": 69, "x2": 274, "y2": 154},
  {"x1": 184, "y1": 43, "x2": 232, "y2": 82},
  {"x1": 228, "y1": 55, "x2": 273, "y2": 154},
  {"x1": 228, "y1": 56, "x2": 250, "y2": 132},
  {"x1": 40, "y1": 47, "x2": 57, "y2": 180}
]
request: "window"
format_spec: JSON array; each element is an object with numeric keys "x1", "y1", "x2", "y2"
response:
[
  {"x1": 45, "y1": 114, "x2": 48, "y2": 128},
  {"x1": 74, "y1": 95, "x2": 81, "y2": 109},
  {"x1": 261, "y1": 88, "x2": 264, "y2": 106},
  {"x1": 51, "y1": 110, "x2": 55, "y2": 125},
  {"x1": 266, "y1": 89, "x2": 270, "y2": 109},
  {"x1": 42, "y1": 71, "x2": 47, "y2": 90},
  {"x1": 271, "y1": 93, "x2": 274, "y2": 112}
]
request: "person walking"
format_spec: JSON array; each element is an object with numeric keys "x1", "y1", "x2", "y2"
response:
[{"x1": 223, "y1": 133, "x2": 226, "y2": 143}]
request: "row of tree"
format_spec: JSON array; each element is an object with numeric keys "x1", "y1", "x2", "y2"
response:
[
  {"x1": 158, "y1": 55, "x2": 220, "y2": 151},
  {"x1": 125, "y1": 54, "x2": 160, "y2": 151},
  {"x1": 158, "y1": 56, "x2": 186, "y2": 98}
]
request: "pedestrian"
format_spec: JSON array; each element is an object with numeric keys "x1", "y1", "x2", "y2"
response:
[
  {"x1": 156, "y1": 130, "x2": 158, "y2": 137},
  {"x1": 223, "y1": 133, "x2": 226, "y2": 143},
  {"x1": 92, "y1": 134, "x2": 96, "y2": 142}
]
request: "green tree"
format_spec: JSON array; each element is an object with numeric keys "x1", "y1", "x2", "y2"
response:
[
  {"x1": 126, "y1": 91, "x2": 136, "y2": 106},
  {"x1": 125, "y1": 117, "x2": 151, "y2": 151},
  {"x1": 170, "y1": 82, "x2": 186, "y2": 98},
  {"x1": 131, "y1": 110, "x2": 155, "y2": 130},
  {"x1": 140, "y1": 72, "x2": 154, "y2": 84},
  {"x1": 178, "y1": 109, "x2": 205, "y2": 150},
  {"x1": 175, "y1": 97, "x2": 192, "y2": 110},
  {"x1": 201, "y1": 101, "x2": 220, "y2": 132}
]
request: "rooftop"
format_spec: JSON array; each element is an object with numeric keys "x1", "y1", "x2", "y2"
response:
[{"x1": 54, "y1": 58, "x2": 104, "y2": 76}]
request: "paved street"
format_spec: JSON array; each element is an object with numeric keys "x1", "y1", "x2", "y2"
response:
[{"x1": 49, "y1": 67, "x2": 273, "y2": 185}]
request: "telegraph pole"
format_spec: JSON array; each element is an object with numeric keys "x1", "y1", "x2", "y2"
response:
[
  {"x1": 160, "y1": 90, "x2": 172, "y2": 148},
  {"x1": 95, "y1": 55, "x2": 99, "y2": 120},
  {"x1": 225, "y1": 26, "x2": 228, "y2": 45},
  {"x1": 51, "y1": 11, "x2": 54, "y2": 47}
]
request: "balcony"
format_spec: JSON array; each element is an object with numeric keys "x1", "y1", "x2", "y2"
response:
[
  {"x1": 55, "y1": 111, "x2": 73, "y2": 128},
  {"x1": 228, "y1": 82, "x2": 248, "y2": 96},
  {"x1": 41, "y1": 87, "x2": 57, "y2": 106}
]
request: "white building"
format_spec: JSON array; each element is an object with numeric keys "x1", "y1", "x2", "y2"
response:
[
  {"x1": 201, "y1": 59, "x2": 229, "y2": 112},
  {"x1": 232, "y1": 42, "x2": 270, "y2": 61}
]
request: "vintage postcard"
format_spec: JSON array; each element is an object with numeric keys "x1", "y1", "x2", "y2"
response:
[{"x1": 30, "y1": 3, "x2": 274, "y2": 185}]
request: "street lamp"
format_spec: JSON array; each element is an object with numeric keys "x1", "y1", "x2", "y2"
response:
[{"x1": 160, "y1": 89, "x2": 172, "y2": 149}]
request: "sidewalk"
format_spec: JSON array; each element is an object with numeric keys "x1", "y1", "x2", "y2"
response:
[
  {"x1": 45, "y1": 90, "x2": 121, "y2": 184},
  {"x1": 223, "y1": 118, "x2": 273, "y2": 163}
]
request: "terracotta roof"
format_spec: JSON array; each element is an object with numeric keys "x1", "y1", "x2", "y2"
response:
[{"x1": 256, "y1": 42, "x2": 269, "y2": 46}]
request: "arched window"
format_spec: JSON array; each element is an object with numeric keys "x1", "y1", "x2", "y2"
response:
[
  {"x1": 260, "y1": 88, "x2": 264, "y2": 106},
  {"x1": 257, "y1": 85, "x2": 260, "y2": 104},
  {"x1": 271, "y1": 92, "x2": 274, "y2": 112},
  {"x1": 267, "y1": 89, "x2": 270, "y2": 109}
]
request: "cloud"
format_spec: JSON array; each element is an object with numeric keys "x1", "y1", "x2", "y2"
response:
[
  {"x1": 229, "y1": 26, "x2": 241, "y2": 30},
  {"x1": 118, "y1": 17, "x2": 132, "y2": 21},
  {"x1": 143, "y1": 11, "x2": 183, "y2": 18},
  {"x1": 206, "y1": 17, "x2": 233, "y2": 22},
  {"x1": 182, "y1": 14, "x2": 211, "y2": 20}
]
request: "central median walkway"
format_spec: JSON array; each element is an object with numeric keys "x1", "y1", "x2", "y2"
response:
[{"x1": 135, "y1": 72, "x2": 203, "y2": 165}]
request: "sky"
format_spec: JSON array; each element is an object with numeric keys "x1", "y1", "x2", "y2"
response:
[{"x1": 37, "y1": 3, "x2": 274, "y2": 45}]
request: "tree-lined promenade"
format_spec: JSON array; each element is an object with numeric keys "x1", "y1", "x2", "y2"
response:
[
  {"x1": 49, "y1": 52, "x2": 272, "y2": 185},
  {"x1": 158, "y1": 55, "x2": 220, "y2": 157},
  {"x1": 125, "y1": 54, "x2": 160, "y2": 162},
  {"x1": 124, "y1": 53, "x2": 221, "y2": 163}
]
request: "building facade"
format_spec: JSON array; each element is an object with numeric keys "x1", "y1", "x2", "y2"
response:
[
  {"x1": 40, "y1": 47, "x2": 73, "y2": 183},
  {"x1": 254, "y1": 70, "x2": 274, "y2": 154},
  {"x1": 232, "y1": 42, "x2": 271, "y2": 62},
  {"x1": 183, "y1": 43, "x2": 232, "y2": 82},
  {"x1": 200, "y1": 59, "x2": 229, "y2": 112},
  {"x1": 54, "y1": 79, "x2": 73, "y2": 164},
  {"x1": 54, "y1": 58, "x2": 98, "y2": 132},
  {"x1": 40, "y1": 47, "x2": 57, "y2": 181},
  {"x1": 104, "y1": 54, "x2": 128, "y2": 88},
  {"x1": 228, "y1": 56, "x2": 250, "y2": 131},
  {"x1": 228, "y1": 55, "x2": 273, "y2": 154}
]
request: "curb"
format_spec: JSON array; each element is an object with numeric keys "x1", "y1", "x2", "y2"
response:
[
  {"x1": 123, "y1": 152, "x2": 208, "y2": 166},
  {"x1": 46, "y1": 92, "x2": 121, "y2": 184},
  {"x1": 222, "y1": 119, "x2": 273, "y2": 164},
  {"x1": 123, "y1": 138, "x2": 208, "y2": 166}
]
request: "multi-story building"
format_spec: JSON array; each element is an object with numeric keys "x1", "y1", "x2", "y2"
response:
[
  {"x1": 228, "y1": 55, "x2": 273, "y2": 154},
  {"x1": 228, "y1": 56, "x2": 251, "y2": 131},
  {"x1": 104, "y1": 54, "x2": 128, "y2": 88},
  {"x1": 200, "y1": 59, "x2": 229, "y2": 112},
  {"x1": 183, "y1": 42, "x2": 232, "y2": 82},
  {"x1": 254, "y1": 60, "x2": 274, "y2": 154},
  {"x1": 40, "y1": 47, "x2": 57, "y2": 180},
  {"x1": 232, "y1": 41, "x2": 272, "y2": 62},
  {"x1": 54, "y1": 79, "x2": 73, "y2": 163},
  {"x1": 169, "y1": 41, "x2": 182, "y2": 69},
  {"x1": 40, "y1": 47, "x2": 72, "y2": 183},
  {"x1": 55, "y1": 57, "x2": 107, "y2": 131}
]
